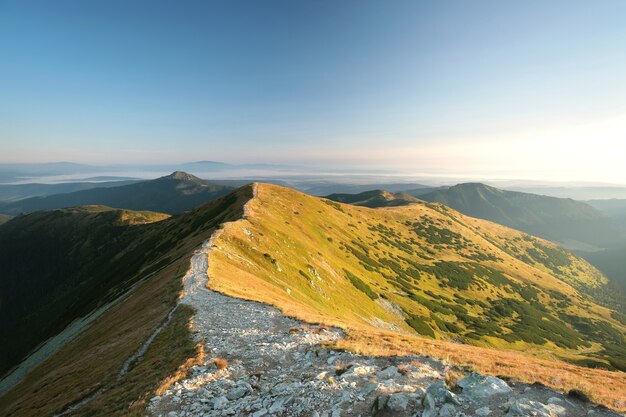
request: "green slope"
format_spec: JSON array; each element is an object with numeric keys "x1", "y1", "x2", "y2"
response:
[
  {"x1": 0, "y1": 171, "x2": 234, "y2": 215},
  {"x1": 326, "y1": 189, "x2": 422, "y2": 208},
  {"x1": 209, "y1": 184, "x2": 626, "y2": 372},
  {"x1": 419, "y1": 183, "x2": 621, "y2": 249}
]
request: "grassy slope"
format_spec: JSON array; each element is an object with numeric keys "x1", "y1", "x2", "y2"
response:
[
  {"x1": 420, "y1": 183, "x2": 621, "y2": 248},
  {"x1": 0, "y1": 206, "x2": 171, "y2": 374},
  {"x1": 0, "y1": 187, "x2": 252, "y2": 417},
  {"x1": 326, "y1": 190, "x2": 422, "y2": 208},
  {"x1": 208, "y1": 184, "x2": 626, "y2": 409}
]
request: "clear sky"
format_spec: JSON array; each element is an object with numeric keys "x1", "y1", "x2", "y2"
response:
[{"x1": 2, "y1": 0, "x2": 626, "y2": 182}]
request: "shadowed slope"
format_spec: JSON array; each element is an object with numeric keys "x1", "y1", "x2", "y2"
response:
[
  {"x1": 419, "y1": 183, "x2": 620, "y2": 249},
  {"x1": 0, "y1": 186, "x2": 253, "y2": 417},
  {"x1": 0, "y1": 172, "x2": 234, "y2": 215}
]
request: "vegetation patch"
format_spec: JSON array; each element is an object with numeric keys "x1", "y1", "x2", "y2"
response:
[{"x1": 344, "y1": 269, "x2": 378, "y2": 300}]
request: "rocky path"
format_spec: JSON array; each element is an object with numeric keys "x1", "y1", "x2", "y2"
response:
[{"x1": 148, "y1": 232, "x2": 623, "y2": 417}]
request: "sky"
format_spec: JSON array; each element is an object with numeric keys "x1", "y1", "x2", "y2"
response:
[{"x1": 1, "y1": 0, "x2": 626, "y2": 182}]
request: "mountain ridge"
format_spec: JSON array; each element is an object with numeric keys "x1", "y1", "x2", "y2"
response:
[
  {"x1": 0, "y1": 172, "x2": 234, "y2": 215},
  {"x1": 325, "y1": 189, "x2": 422, "y2": 208},
  {"x1": 415, "y1": 182, "x2": 621, "y2": 249},
  {"x1": 1, "y1": 183, "x2": 625, "y2": 415}
]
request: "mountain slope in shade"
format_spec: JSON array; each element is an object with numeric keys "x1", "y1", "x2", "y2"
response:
[
  {"x1": 0, "y1": 214, "x2": 11, "y2": 225},
  {"x1": 0, "y1": 172, "x2": 234, "y2": 215},
  {"x1": 587, "y1": 199, "x2": 626, "y2": 232},
  {"x1": 0, "y1": 180, "x2": 140, "y2": 203},
  {"x1": 419, "y1": 183, "x2": 621, "y2": 249},
  {"x1": 0, "y1": 189, "x2": 249, "y2": 378},
  {"x1": 209, "y1": 184, "x2": 626, "y2": 372},
  {"x1": 326, "y1": 189, "x2": 422, "y2": 208}
]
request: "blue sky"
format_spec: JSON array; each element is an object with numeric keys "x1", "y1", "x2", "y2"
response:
[{"x1": 2, "y1": 1, "x2": 626, "y2": 181}]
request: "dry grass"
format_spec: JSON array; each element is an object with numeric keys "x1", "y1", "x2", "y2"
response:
[
  {"x1": 204, "y1": 183, "x2": 626, "y2": 411},
  {"x1": 444, "y1": 367, "x2": 466, "y2": 389},
  {"x1": 334, "y1": 327, "x2": 626, "y2": 411},
  {"x1": 208, "y1": 357, "x2": 229, "y2": 371},
  {"x1": 156, "y1": 342, "x2": 207, "y2": 396}
]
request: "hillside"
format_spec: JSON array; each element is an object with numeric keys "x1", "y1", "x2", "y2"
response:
[
  {"x1": 587, "y1": 199, "x2": 626, "y2": 232},
  {"x1": 326, "y1": 189, "x2": 422, "y2": 208},
  {"x1": 1, "y1": 183, "x2": 625, "y2": 415},
  {"x1": 0, "y1": 214, "x2": 11, "y2": 225},
  {"x1": 300, "y1": 182, "x2": 437, "y2": 196},
  {"x1": 0, "y1": 188, "x2": 250, "y2": 383},
  {"x1": 0, "y1": 171, "x2": 234, "y2": 215},
  {"x1": 207, "y1": 185, "x2": 626, "y2": 379},
  {"x1": 0, "y1": 179, "x2": 139, "y2": 203},
  {"x1": 418, "y1": 183, "x2": 620, "y2": 249}
]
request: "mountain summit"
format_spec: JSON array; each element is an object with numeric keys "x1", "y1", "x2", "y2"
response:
[
  {"x1": 164, "y1": 171, "x2": 204, "y2": 182},
  {"x1": 0, "y1": 172, "x2": 234, "y2": 215}
]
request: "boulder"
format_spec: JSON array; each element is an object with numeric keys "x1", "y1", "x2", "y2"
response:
[
  {"x1": 425, "y1": 381, "x2": 460, "y2": 406},
  {"x1": 439, "y1": 403, "x2": 457, "y2": 417},
  {"x1": 506, "y1": 398, "x2": 556, "y2": 417},
  {"x1": 378, "y1": 365, "x2": 401, "y2": 379},
  {"x1": 457, "y1": 373, "x2": 512, "y2": 402},
  {"x1": 387, "y1": 392, "x2": 411, "y2": 411},
  {"x1": 475, "y1": 406, "x2": 492, "y2": 416},
  {"x1": 212, "y1": 396, "x2": 229, "y2": 410},
  {"x1": 226, "y1": 385, "x2": 249, "y2": 400},
  {"x1": 422, "y1": 381, "x2": 461, "y2": 417}
]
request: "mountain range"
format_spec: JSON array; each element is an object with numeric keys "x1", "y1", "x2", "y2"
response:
[
  {"x1": 417, "y1": 183, "x2": 621, "y2": 250},
  {"x1": 0, "y1": 179, "x2": 140, "y2": 203},
  {"x1": 1, "y1": 182, "x2": 625, "y2": 415},
  {"x1": 0, "y1": 172, "x2": 235, "y2": 215}
]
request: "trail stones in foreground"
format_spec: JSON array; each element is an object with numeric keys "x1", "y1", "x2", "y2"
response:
[{"x1": 457, "y1": 373, "x2": 513, "y2": 402}]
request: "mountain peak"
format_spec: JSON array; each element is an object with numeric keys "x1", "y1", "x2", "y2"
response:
[{"x1": 164, "y1": 171, "x2": 202, "y2": 182}]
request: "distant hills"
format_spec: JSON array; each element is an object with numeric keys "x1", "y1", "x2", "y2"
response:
[
  {"x1": 0, "y1": 179, "x2": 140, "y2": 202},
  {"x1": 587, "y1": 199, "x2": 626, "y2": 232},
  {"x1": 299, "y1": 182, "x2": 438, "y2": 196},
  {"x1": 0, "y1": 172, "x2": 235, "y2": 215},
  {"x1": 416, "y1": 183, "x2": 621, "y2": 249},
  {"x1": 325, "y1": 190, "x2": 421, "y2": 208}
]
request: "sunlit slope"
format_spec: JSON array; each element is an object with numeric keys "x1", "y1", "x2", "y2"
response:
[
  {"x1": 325, "y1": 189, "x2": 422, "y2": 208},
  {"x1": 209, "y1": 184, "x2": 626, "y2": 371}
]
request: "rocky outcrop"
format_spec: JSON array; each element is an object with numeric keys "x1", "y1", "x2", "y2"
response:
[{"x1": 147, "y1": 237, "x2": 623, "y2": 417}]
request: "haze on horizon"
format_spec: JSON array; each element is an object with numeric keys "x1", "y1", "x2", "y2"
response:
[{"x1": 2, "y1": 0, "x2": 626, "y2": 183}]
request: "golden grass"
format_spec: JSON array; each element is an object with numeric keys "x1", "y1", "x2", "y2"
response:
[
  {"x1": 208, "y1": 357, "x2": 230, "y2": 371},
  {"x1": 205, "y1": 183, "x2": 626, "y2": 411},
  {"x1": 333, "y1": 326, "x2": 626, "y2": 410},
  {"x1": 155, "y1": 341, "x2": 207, "y2": 396}
]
